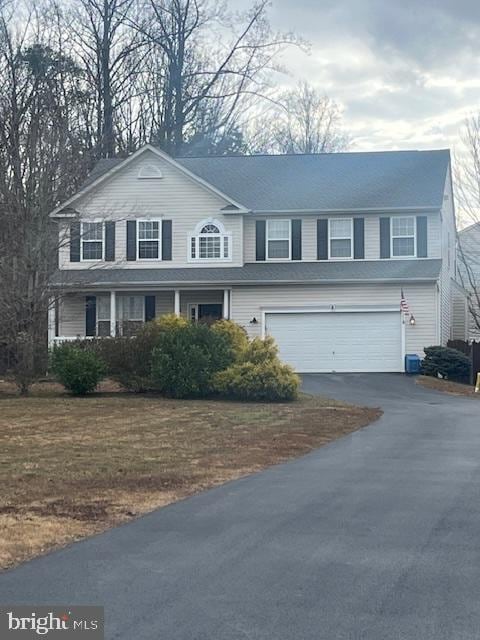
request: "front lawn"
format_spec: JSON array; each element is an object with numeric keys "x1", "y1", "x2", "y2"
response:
[
  {"x1": 0, "y1": 380, "x2": 380, "y2": 569},
  {"x1": 417, "y1": 375, "x2": 479, "y2": 397}
]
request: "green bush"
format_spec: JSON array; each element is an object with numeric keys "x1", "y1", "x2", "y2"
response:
[
  {"x1": 150, "y1": 322, "x2": 234, "y2": 398},
  {"x1": 50, "y1": 343, "x2": 106, "y2": 395},
  {"x1": 421, "y1": 345, "x2": 471, "y2": 383},
  {"x1": 212, "y1": 334, "x2": 300, "y2": 401},
  {"x1": 213, "y1": 360, "x2": 300, "y2": 401},
  {"x1": 211, "y1": 319, "x2": 249, "y2": 361}
]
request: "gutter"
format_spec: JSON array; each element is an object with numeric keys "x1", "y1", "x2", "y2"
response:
[{"x1": 50, "y1": 276, "x2": 440, "y2": 290}]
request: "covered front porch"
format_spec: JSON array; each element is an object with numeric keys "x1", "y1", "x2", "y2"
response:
[{"x1": 49, "y1": 288, "x2": 231, "y2": 345}]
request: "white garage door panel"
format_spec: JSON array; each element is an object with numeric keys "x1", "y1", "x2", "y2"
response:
[{"x1": 266, "y1": 311, "x2": 402, "y2": 373}]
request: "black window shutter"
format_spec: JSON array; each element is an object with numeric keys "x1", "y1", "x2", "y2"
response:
[
  {"x1": 145, "y1": 295, "x2": 156, "y2": 322},
  {"x1": 317, "y1": 219, "x2": 328, "y2": 260},
  {"x1": 162, "y1": 220, "x2": 172, "y2": 260},
  {"x1": 126, "y1": 221, "x2": 137, "y2": 261},
  {"x1": 85, "y1": 296, "x2": 96, "y2": 336},
  {"x1": 256, "y1": 220, "x2": 266, "y2": 261},
  {"x1": 105, "y1": 221, "x2": 115, "y2": 261},
  {"x1": 380, "y1": 217, "x2": 391, "y2": 259},
  {"x1": 353, "y1": 218, "x2": 365, "y2": 259},
  {"x1": 70, "y1": 222, "x2": 81, "y2": 262},
  {"x1": 416, "y1": 216, "x2": 428, "y2": 257},
  {"x1": 291, "y1": 219, "x2": 302, "y2": 260}
]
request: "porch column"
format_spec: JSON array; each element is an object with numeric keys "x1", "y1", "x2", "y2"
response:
[
  {"x1": 174, "y1": 289, "x2": 180, "y2": 316},
  {"x1": 110, "y1": 290, "x2": 116, "y2": 337},
  {"x1": 47, "y1": 296, "x2": 56, "y2": 347},
  {"x1": 223, "y1": 289, "x2": 229, "y2": 319}
]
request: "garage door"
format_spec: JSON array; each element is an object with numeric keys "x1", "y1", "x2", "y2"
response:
[{"x1": 266, "y1": 311, "x2": 403, "y2": 373}]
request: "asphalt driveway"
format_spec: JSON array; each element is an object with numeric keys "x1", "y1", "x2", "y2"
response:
[{"x1": 1, "y1": 374, "x2": 480, "y2": 639}]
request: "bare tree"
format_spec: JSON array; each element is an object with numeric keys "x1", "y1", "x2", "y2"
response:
[
  {"x1": 0, "y1": 2, "x2": 92, "y2": 391},
  {"x1": 248, "y1": 82, "x2": 349, "y2": 154},
  {"x1": 136, "y1": 0, "x2": 298, "y2": 155},
  {"x1": 63, "y1": 0, "x2": 148, "y2": 157},
  {"x1": 455, "y1": 115, "x2": 480, "y2": 336}
]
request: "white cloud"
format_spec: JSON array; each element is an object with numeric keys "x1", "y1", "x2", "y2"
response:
[{"x1": 233, "y1": 0, "x2": 480, "y2": 151}]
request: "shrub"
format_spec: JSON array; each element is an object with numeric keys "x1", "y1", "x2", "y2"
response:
[
  {"x1": 211, "y1": 320, "x2": 249, "y2": 361},
  {"x1": 240, "y1": 336, "x2": 279, "y2": 365},
  {"x1": 213, "y1": 360, "x2": 300, "y2": 401},
  {"x1": 50, "y1": 343, "x2": 106, "y2": 395},
  {"x1": 92, "y1": 316, "x2": 189, "y2": 392},
  {"x1": 150, "y1": 322, "x2": 234, "y2": 398},
  {"x1": 212, "y1": 334, "x2": 300, "y2": 401},
  {"x1": 421, "y1": 345, "x2": 471, "y2": 383}
]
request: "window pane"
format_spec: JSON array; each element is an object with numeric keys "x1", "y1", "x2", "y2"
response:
[
  {"x1": 330, "y1": 238, "x2": 352, "y2": 258},
  {"x1": 82, "y1": 241, "x2": 103, "y2": 260},
  {"x1": 330, "y1": 219, "x2": 351, "y2": 238},
  {"x1": 268, "y1": 220, "x2": 290, "y2": 240},
  {"x1": 223, "y1": 236, "x2": 229, "y2": 258},
  {"x1": 199, "y1": 236, "x2": 221, "y2": 258},
  {"x1": 268, "y1": 239, "x2": 289, "y2": 258},
  {"x1": 191, "y1": 237, "x2": 196, "y2": 258},
  {"x1": 139, "y1": 241, "x2": 159, "y2": 259},
  {"x1": 97, "y1": 296, "x2": 110, "y2": 321},
  {"x1": 139, "y1": 221, "x2": 159, "y2": 240},
  {"x1": 392, "y1": 217, "x2": 415, "y2": 236},
  {"x1": 393, "y1": 237, "x2": 415, "y2": 256},
  {"x1": 200, "y1": 224, "x2": 220, "y2": 234},
  {"x1": 82, "y1": 222, "x2": 103, "y2": 241}
]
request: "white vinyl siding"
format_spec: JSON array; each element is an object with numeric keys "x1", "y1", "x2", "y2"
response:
[
  {"x1": 243, "y1": 213, "x2": 441, "y2": 264},
  {"x1": 230, "y1": 282, "x2": 438, "y2": 357},
  {"x1": 58, "y1": 149, "x2": 243, "y2": 269}
]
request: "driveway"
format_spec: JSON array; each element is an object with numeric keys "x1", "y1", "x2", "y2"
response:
[{"x1": 1, "y1": 374, "x2": 480, "y2": 639}]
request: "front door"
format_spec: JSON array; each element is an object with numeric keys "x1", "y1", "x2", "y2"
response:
[{"x1": 189, "y1": 303, "x2": 223, "y2": 323}]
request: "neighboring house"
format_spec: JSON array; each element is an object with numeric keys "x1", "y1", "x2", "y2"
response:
[
  {"x1": 48, "y1": 145, "x2": 466, "y2": 373},
  {"x1": 458, "y1": 222, "x2": 480, "y2": 339}
]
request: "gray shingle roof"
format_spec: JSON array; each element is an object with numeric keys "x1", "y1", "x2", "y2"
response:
[
  {"x1": 178, "y1": 150, "x2": 450, "y2": 212},
  {"x1": 51, "y1": 259, "x2": 442, "y2": 289},
  {"x1": 79, "y1": 149, "x2": 450, "y2": 213}
]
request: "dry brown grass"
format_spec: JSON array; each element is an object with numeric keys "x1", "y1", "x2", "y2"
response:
[
  {"x1": 0, "y1": 380, "x2": 380, "y2": 570},
  {"x1": 417, "y1": 375, "x2": 479, "y2": 397}
]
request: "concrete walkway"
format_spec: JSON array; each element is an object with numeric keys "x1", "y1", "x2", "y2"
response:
[{"x1": 1, "y1": 374, "x2": 480, "y2": 639}]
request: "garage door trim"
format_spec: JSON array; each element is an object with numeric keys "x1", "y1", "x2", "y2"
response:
[{"x1": 262, "y1": 306, "x2": 405, "y2": 373}]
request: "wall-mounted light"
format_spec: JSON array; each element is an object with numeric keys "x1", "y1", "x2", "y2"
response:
[
  {"x1": 409, "y1": 314, "x2": 416, "y2": 326},
  {"x1": 250, "y1": 317, "x2": 258, "y2": 324}
]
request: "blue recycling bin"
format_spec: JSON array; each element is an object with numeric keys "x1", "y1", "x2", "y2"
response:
[{"x1": 405, "y1": 354, "x2": 421, "y2": 374}]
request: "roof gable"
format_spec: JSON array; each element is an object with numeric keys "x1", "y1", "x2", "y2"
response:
[{"x1": 50, "y1": 145, "x2": 248, "y2": 217}]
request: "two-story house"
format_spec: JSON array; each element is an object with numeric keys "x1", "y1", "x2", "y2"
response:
[{"x1": 48, "y1": 145, "x2": 466, "y2": 373}]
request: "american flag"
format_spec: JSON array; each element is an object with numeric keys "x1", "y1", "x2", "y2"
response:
[{"x1": 400, "y1": 289, "x2": 410, "y2": 316}]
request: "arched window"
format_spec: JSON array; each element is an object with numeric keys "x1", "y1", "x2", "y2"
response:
[{"x1": 190, "y1": 219, "x2": 232, "y2": 261}]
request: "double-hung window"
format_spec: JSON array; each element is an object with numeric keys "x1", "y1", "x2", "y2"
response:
[
  {"x1": 190, "y1": 220, "x2": 231, "y2": 261},
  {"x1": 391, "y1": 216, "x2": 415, "y2": 257},
  {"x1": 329, "y1": 218, "x2": 353, "y2": 259},
  {"x1": 81, "y1": 221, "x2": 104, "y2": 260},
  {"x1": 117, "y1": 295, "x2": 145, "y2": 337},
  {"x1": 138, "y1": 220, "x2": 161, "y2": 260},
  {"x1": 267, "y1": 219, "x2": 291, "y2": 260}
]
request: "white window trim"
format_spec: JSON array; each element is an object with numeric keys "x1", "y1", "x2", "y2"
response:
[
  {"x1": 266, "y1": 219, "x2": 292, "y2": 261},
  {"x1": 188, "y1": 218, "x2": 232, "y2": 263},
  {"x1": 187, "y1": 302, "x2": 224, "y2": 322},
  {"x1": 80, "y1": 220, "x2": 105, "y2": 262},
  {"x1": 391, "y1": 216, "x2": 416, "y2": 259},
  {"x1": 117, "y1": 295, "x2": 145, "y2": 322},
  {"x1": 328, "y1": 217, "x2": 353, "y2": 260},
  {"x1": 137, "y1": 219, "x2": 162, "y2": 261}
]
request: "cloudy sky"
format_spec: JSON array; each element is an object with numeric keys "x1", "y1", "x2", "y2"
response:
[{"x1": 236, "y1": 0, "x2": 480, "y2": 152}]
